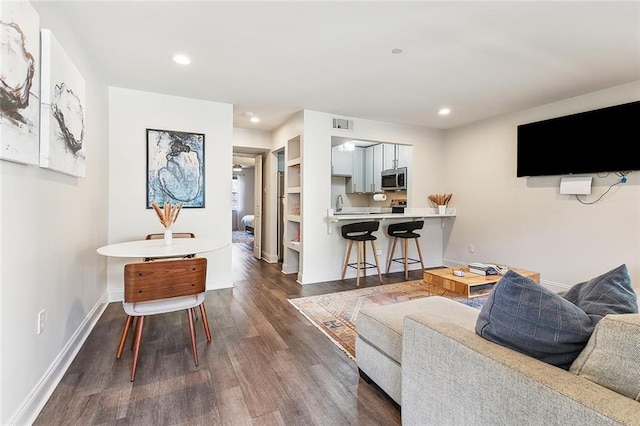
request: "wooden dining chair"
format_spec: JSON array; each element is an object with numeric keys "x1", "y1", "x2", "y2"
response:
[
  {"x1": 143, "y1": 232, "x2": 196, "y2": 261},
  {"x1": 116, "y1": 257, "x2": 212, "y2": 381}
]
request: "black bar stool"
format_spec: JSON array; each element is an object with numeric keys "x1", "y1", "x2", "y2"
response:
[
  {"x1": 341, "y1": 221, "x2": 383, "y2": 286},
  {"x1": 386, "y1": 220, "x2": 425, "y2": 280}
]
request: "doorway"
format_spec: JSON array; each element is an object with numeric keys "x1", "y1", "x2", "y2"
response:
[
  {"x1": 231, "y1": 150, "x2": 263, "y2": 260},
  {"x1": 231, "y1": 155, "x2": 256, "y2": 249}
]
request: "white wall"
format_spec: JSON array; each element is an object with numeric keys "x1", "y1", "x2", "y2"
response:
[
  {"x1": 300, "y1": 111, "x2": 446, "y2": 284},
  {"x1": 107, "y1": 88, "x2": 234, "y2": 300},
  {"x1": 233, "y1": 127, "x2": 272, "y2": 151},
  {"x1": 1, "y1": 3, "x2": 109, "y2": 422},
  {"x1": 443, "y1": 81, "x2": 640, "y2": 291}
]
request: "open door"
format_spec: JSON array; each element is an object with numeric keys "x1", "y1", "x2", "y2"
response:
[{"x1": 253, "y1": 154, "x2": 262, "y2": 259}]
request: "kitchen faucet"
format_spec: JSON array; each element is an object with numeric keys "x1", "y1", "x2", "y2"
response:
[{"x1": 336, "y1": 195, "x2": 343, "y2": 212}]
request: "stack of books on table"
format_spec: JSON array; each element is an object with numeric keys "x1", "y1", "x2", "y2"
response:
[{"x1": 468, "y1": 264, "x2": 500, "y2": 276}]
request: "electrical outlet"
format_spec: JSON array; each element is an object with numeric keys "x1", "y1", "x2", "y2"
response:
[
  {"x1": 469, "y1": 244, "x2": 475, "y2": 253},
  {"x1": 376, "y1": 249, "x2": 382, "y2": 256},
  {"x1": 37, "y1": 310, "x2": 46, "y2": 335}
]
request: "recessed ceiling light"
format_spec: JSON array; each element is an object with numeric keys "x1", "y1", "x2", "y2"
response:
[
  {"x1": 172, "y1": 54, "x2": 191, "y2": 65},
  {"x1": 244, "y1": 112, "x2": 260, "y2": 123},
  {"x1": 337, "y1": 141, "x2": 355, "y2": 152},
  {"x1": 391, "y1": 48, "x2": 403, "y2": 54},
  {"x1": 439, "y1": 108, "x2": 451, "y2": 116}
]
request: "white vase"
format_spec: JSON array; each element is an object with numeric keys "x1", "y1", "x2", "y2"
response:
[
  {"x1": 438, "y1": 205, "x2": 447, "y2": 215},
  {"x1": 164, "y1": 229, "x2": 173, "y2": 246}
]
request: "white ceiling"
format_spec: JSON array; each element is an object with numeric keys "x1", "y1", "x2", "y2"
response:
[{"x1": 33, "y1": 1, "x2": 640, "y2": 132}]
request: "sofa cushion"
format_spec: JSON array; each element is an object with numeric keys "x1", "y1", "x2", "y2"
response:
[
  {"x1": 357, "y1": 296, "x2": 478, "y2": 364},
  {"x1": 475, "y1": 266, "x2": 637, "y2": 370},
  {"x1": 570, "y1": 314, "x2": 640, "y2": 401},
  {"x1": 562, "y1": 264, "x2": 637, "y2": 322}
]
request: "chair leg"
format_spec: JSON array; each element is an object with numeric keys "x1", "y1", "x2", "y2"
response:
[
  {"x1": 116, "y1": 315, "x2": 133, "y2": 359},
  {"x1": 131, "y1": 317, "x2": 140, "y2": 351},
  {"x1": 386, "y1": 237, "x2": 397, "y2": 274},
  {"x1": 403, "y1": 238, "x2": 409, "y2": 280},
  {"x1": 363, "y1": 240, "x2": 367, "y2": 278},
  {"x1": 414, "y1": 238, "x2": 425, "y2": 272},
  {"x1": 131, "y1": 316, "x2": 145, "y2": 381},
  {"x1": 370, "y1": 240, "x2": 383, "y2": 284},
  {"x1": 199, "y1": 303, "x2": 212, "y2": 342},
  {"x1": 356, "y1": 241, "x2": 362, "y2": 286},
  {"x1": 187, "y1": 309, "x2": 199, "y2": 366},
  {"x1": 342, "y1": 240, "x2": 353, "y2": 280}
]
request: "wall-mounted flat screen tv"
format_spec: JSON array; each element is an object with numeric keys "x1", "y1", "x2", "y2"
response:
[{"x1": 517, "y1": 100, "x2": 640, "y2": 177}]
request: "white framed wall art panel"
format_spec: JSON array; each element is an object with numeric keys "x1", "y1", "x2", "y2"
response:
[
  {"x1": 0, "y1": 0, "x2": 40, "y2": 165},
  {"x1": 39, "y1": 28, "x2": 86, "y2": 177}
]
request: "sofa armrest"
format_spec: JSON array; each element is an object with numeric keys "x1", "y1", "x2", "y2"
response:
[{"x1": 401, "y1": 314, "x2": 640, "y2": 426}]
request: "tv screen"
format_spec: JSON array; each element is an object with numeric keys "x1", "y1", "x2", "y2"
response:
[{"x1": 516, "y1": 100, "x2": 640, "y2": 177}]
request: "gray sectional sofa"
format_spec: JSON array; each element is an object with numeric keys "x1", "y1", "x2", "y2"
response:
[{"x1": 356, "y1": 296, "x2": 640, "y2": 425}]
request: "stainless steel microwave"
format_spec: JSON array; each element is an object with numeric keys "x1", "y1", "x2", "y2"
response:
[{"x1": 381, "y1": 167, "x2": 407, "y2": 191}]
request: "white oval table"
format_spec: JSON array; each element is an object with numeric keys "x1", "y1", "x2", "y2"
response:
[{"x1": 97, "y1": 237, "x2": 229, "y2": 259}]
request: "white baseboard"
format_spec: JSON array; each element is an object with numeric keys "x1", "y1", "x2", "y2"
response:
[
  {"x1": 443, "y1": 258, "x2": 571, "y2": 293},
  {"x1": 261, "y1": 251, "x2": 279, "y2": 263},
  {"x1": 109, "y1": 289, "x2": 124, "y2": 302},
  {"x1": 296, "y1": 260, "x2": 439, "y2": 285},
  {"x1": 541, "y1": 280, "x2": 572, "y2": 293},
  {"x1": 9, "y1": 294, "x2": 109, "y2": 425}
]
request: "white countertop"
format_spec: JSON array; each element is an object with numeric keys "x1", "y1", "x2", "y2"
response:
[{"x1": 327, "y1": 207, "x2": 456, "y2": 220}]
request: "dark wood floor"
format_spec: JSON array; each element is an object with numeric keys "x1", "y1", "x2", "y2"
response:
[{"x1": 35, "y1": 242, "x2": 419, "y2": 425}]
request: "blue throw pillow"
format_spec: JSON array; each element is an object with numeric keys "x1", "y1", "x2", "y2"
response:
[
  {"x1": 475, "y1": 265, "x2": 637, "y2": 370},
  {"x1": 562, "y1": 264, "x2": 637, "y2": 322}
]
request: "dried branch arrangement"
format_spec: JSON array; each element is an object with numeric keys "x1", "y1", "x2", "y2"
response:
[
  {"x1": 151, "y1": 202, "x2": 183, "y2": 229},
  {"x1": 428, "y1": 193, "x2": 453, "y2": 207}
]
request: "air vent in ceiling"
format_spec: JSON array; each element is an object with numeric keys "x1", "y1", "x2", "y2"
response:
[{"x1": 332, "y1": 118, "x2": 353, "y2": 131}]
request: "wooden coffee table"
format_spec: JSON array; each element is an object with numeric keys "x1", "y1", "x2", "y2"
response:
[{"x1": 423, "y1": 265, "x2": 540, "y2": 298}]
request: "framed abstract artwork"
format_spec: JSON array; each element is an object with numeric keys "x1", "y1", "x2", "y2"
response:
[
  {"x1": 0, "y1": 1, "x2": 40, "y2": 165},
  {"x1": 146, "y1": 129, "x2": 205, "y2": 208},
  {"x1": 39, "y1": 28, "x2": 86, "y2": 177}
]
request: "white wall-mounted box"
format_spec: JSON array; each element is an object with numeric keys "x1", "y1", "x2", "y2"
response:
[{"x1": 560, "y1": 176, "x2": 592, "y2": 195}]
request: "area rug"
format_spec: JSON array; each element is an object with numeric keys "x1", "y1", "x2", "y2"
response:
[
  {"x1": 232, "y1": 230, "x2": 254, "y2": 244},
  {"x1": 288, "y1": 280, "x2": 488, "y2": 360}
]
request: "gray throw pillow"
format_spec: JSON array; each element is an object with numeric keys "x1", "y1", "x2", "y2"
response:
[
  {"x1": 570, "y1": 314, "x2": 640, "y2": 400},
  {"x1": 475, "y1": 265, "x2": 637, "y2": 370}
]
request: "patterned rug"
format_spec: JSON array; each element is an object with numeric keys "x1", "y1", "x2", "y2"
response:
[
  {"x1": 232, "y1": 230, "x2": 254, "y2": 244},
  {"x1": 288, "y1": 280, "x2": 488, "y2": 361}
]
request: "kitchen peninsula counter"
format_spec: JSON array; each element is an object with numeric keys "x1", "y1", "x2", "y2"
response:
[{"x1": 326, "y1": 207, "x2": 455, "y2": 233}]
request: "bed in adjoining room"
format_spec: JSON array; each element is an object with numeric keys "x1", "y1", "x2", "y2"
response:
[{"x1": 241, "y1": 214, "x2": 255, "y2": 234}]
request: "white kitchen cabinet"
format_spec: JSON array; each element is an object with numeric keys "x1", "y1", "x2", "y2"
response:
[
  {"x1": 397, "y1": 144, "x2": 411, "y2": 168},
  {"x1": 383, "y1": 144, "x2": 396, "y2": 170},
  {"x1": 364, "y1": 144, "x2": 384, "y2": 193},
  {"x1": 364, "y1": 146, "x2": 374, "y2": 192},
  {"x1": 331, "y1": 146, "x2": 354, "y2": 176},
  {"x1": 346, "y1": 147, "x2": 365, "y2": 193},
  {"x1": 383, "y1": 143, "x2": 411, "y2": 169}
]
